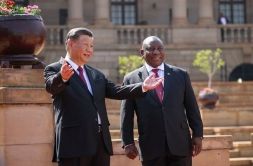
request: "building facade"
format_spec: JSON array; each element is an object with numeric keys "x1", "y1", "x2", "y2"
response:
[{"x1": 27, "y1": 0, "x2": 253, "y2": 82}]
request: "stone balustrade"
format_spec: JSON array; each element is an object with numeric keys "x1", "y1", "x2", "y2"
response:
[
  {"x1": 45, "y1": 24, "x2": 253, "y2": 48},
  {"x1": 218, "y1": 24, "x2": 253, "y2": 43},
  {"x1": 46, "y1": 25, "x2": 70, "y2": 46},
  {"x1": 114, "y1": 25, "x2": 171, "y2": 44}
]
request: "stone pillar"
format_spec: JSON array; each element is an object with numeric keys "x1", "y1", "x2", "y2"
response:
[
  {"x1": 94, "y1": 0, "x2": 111, "y2": 26},
  {"x1": 172, "y1": 0, "x2": 188, "y2": 26},
  {"x1": 198, "y1": 0, "x2": 215, "y2": 25},
  {"x1": 0, "y1": 69, "x2": 54, "y2": 166},
  {"x1": 67, "y1": 0, "x2": 85, "y2": 26}
]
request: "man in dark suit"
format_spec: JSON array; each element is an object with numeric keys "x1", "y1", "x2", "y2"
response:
[
  {"x1": 217, "y1": 12, "x2": 229, "y2": 42},
  {"x1": 121, "y1": 36, "x2": 203, "y2": 166},
  {"x1": 44, "y1": 28, "x2": 162, "y2": 166}
]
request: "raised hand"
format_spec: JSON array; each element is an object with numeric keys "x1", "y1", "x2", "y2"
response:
[
  {"x1": 142, "y1": 73, "x2": 164, "y2": 91},
  {"x1": 60, "y1": 60, "x2": 74, "y2": 81}
]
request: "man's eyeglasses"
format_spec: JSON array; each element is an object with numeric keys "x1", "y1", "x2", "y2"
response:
[{"x1": 145, "y1": 47, "x2": 164, "y2": 53}]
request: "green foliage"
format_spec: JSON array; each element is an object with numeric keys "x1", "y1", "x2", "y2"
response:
[
  {"x1": 118, "y1": 55, "x2": 143, "y2": 76},
  {"x1": 193, "y1": 48, "x2": 225, "y2": 88}
]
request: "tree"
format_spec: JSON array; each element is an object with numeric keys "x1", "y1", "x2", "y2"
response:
[
  {"x1": 118, "y1": 55, "x2": 143, "y2": 77},
  {"x1": 193, "y1": 48, "x2": 225, "y2": 88}
]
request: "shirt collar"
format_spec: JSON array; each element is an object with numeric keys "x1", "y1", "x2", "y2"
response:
[
  {"x1": 144, "y1": 62, "x2": 164, "y2": 73},
  {"x1": 65, "y1": 54, "x2": 81, "y2": 71}
]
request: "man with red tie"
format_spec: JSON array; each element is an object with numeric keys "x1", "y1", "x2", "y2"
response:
[
  {"x1": 44, "y1": 28, "x2": 163, "y2": 166},
  {"x1": 120, "y1": 36, "x2": 203, "y2": 166}
]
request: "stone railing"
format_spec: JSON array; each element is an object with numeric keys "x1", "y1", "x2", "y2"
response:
[
  {"x1": 45, "y1": 24, "x2": 253, "y2": 47},
  {"x1": 114, "y1": 25, "x2": 171, "y2": 44},
  {"x1": 46, "y1": 25, "x2": 171, "y2": 47},
  {"x1": 46, "y1": 25, "x2": 70, "y2": 46},
  {"x1": 218, "y1": 24, "x2": 253, "y2": 43}
]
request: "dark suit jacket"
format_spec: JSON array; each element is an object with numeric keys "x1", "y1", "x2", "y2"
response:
[
  {"x1": 120, "y1": 64, "x2": 203, "y2": 161},
  {"x1": 44, "y1": 61, "x2": 144, "y2": 162}
]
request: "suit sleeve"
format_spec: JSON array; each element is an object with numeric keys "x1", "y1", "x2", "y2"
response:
[
  {"x1": 105, "y1": 77, "x2": 144, "y2": 99},
  {"x1": 120, "y1": 78, "x2": 136, "y2": 147},
  {"x1": 183, "y1": 71, "x2": 203, "y2": 138},
  {"x1": 44, "y1": 64, "x2": 68, "y2": 96}
]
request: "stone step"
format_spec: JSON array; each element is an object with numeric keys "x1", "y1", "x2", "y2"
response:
[
  {"x1": 230, "y1": 157, "x2": 253, "y2": 166},
  {"x1": 205, "y1": 126, "x2": 253, "y2": 141},
  {"x1": 230, "y1": 149, "x2": 240, "y2": 158},
  {"x1": 201, "y1": 109, "x2": 253, "y2": 126},
  {"x1": 218, "y1": 92, "x2": 253, "y2": 104},
  {"x1": 214, "y1": 105, "x2": 253, "y2": 110},
  {"x1": 106, "y1": 97, "x2": 253, "y2": 111},
  {"x1": 193, "y1": 82, "x2": 253, "y2": 93},
  {"x1": 108, "y1": 108, "x2": 253, "y2": 129},
  {"x1": 232, "y1": 141, "x2": 253, "y2": 157},
  {"x1": 251, "y1": 133, "x2": 253, "y2": 144},
  {"x1": 110, "y1": 128, "x2": 253, "y2": 141}
]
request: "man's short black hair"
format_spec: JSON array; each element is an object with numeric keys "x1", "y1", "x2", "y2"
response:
[{"x1": 66, "y1": 27, "x2": 93, "y2": 41}]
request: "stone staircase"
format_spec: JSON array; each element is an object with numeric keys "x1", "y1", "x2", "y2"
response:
[{"x1": 105, "y1": 82, "x2": 253, "y2": 166}]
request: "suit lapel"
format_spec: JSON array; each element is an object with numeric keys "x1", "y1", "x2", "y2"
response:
[
  {"x1": 138, "y1": 66, "x2": 149, "y2": 82},
  {"x1": 72, "y1": 72, "x2": 91, "y2": 95},
  {"x1": 163, "y1": 64, "x2": 173, "y2": 103},
  {"x1": 138, "y1": 66, "x2": 161, "y2": 104},
  {"x1": 69, "y1": 66, "x2": 93, "y2": 98},
  {"x1": 62, "y1": 60, "x2": 89, "y2": 95},
  {"x1": 84, "y1": 65, "x2": 96, "y2": 98}
]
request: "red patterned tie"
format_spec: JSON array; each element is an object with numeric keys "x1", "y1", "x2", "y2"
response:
[
  {"x1": 152, "y1": 69, "x2": 164, "y2": 103},
  {"x1": 77, "y1": 66, "x2": 87, "y2": 86}
]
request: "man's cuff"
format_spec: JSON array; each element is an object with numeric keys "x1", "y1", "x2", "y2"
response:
[
  {"x1": 142, "y1": 84, "x2": 148, "y2": 92},
  {"x1": 123, "y1": 143, "x2": 135, "y2": 149},
  {"x1": 62, "y1": 78, "x2": 68, "y2": 83}
]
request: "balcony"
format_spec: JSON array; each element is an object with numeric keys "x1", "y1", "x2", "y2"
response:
[{"x1": 45, "y1": 24, "x2": 253, "y2": 48}]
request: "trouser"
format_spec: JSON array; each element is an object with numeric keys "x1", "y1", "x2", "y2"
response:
[{"x1": 58, "y1": 132, "x2": 110, "y2": 166}]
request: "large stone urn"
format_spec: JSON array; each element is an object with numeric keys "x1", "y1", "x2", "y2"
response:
[{"x1": 0, "y1": 15, "x2": 46, "y2": 68}]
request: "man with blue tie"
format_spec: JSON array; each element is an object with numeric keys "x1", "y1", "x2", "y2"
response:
[
  {"x1": 44, "y1": 28, "x2": 163, "y2": 166},
  {"x1": 121, "y1": 36, "x2": 203, "y2": 166}
]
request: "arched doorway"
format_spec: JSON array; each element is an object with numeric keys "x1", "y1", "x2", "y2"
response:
[{"x1": 229, "y1": 63, "x2": 253, "y2": 81}]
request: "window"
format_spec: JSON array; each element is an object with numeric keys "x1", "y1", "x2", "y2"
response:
[
  {"x1": 110, "y1": 0, "x2": 137, "y2": 25},
  {"x1": 219, "y1": 0, "x2": 246, "y2": 23}
]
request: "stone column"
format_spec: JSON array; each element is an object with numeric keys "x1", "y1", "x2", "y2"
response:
[
  {"x1": 172, "y1": 0, "x2": 188, "y2": 26},
  {"x1": 198, "y1": 0, "x2": 215, "y2": 25},
  {"x1": 94, "y1": 0, "x2": 111, "y2": 26},
  {"x1": 67, "y1": 0, "x2": 85, "y2": 26}
]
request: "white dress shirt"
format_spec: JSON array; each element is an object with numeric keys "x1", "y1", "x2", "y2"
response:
[{"x1": 145, "y1": 62, "x2": 164, "y2": 85}]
